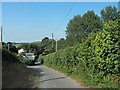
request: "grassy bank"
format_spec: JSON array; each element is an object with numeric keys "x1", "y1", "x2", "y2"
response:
[
  {"x1": 2, "y1": 49, "x2": 36, "y2": 88},
  {"x1": 2, "y1": 63, "x2": 36, "y2": 88}
]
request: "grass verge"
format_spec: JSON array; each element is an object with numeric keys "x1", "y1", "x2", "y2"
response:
[
  {"x1": 2, "y1": 63, "x2": 36, "y2": 88},
  {"x1": 2, "y1": 49, "x2": 36, "y2": 88}
]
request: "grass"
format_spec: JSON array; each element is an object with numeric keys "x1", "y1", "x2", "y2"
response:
[
  {"x1": 2, "y1": 49, "x2": 36, "y2": 88},
  {"x1": 2, "y1": 62, "x2": 36, "y2": 88},
  {"x1": 44, "y1": 64, "x2": 120, "y2": 89},
  {"x1": 68, "y1": 70, "x2": 120, "y2": 89}
]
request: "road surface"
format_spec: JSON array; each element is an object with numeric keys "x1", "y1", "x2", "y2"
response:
[{"x1": 27, "y1": 65, "x2": 84, "y2": 88}]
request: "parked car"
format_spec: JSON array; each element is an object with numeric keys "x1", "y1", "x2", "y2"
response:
[{"x1": 32, "y1": 59, "x2": 40, "y2": 65}]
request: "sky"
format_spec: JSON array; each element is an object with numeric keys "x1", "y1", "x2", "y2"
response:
[{"x1": 2, "y1": 2, "x2": 119, "y2": 43}]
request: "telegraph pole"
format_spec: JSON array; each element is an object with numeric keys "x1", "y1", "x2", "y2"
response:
[
  {"x1": 52, "y1": 33, "x2": 54, "y2": 48},
  {"x1": 0, "y1": 26, "x2": 2, "y2": 48},
  {"x1": 56, "y1": 40, "x2": 57, "y2": 52},
  {"x1": 8, "y1": 43, "x2": 10, "y2": 51},
  {"x1": 1, "y1": 26, "x2": 2, "y2": 43}
]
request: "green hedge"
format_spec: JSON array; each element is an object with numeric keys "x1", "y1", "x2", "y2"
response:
[
  {"x1": 43, "y1": 19, "x2": 120, "y2": 88},
  {"x1": 2, "y1": 49, "x2": 20, "y2": 64},
  {"x1": 2, "y1": 49, "x2": 36, "y2": 88}
]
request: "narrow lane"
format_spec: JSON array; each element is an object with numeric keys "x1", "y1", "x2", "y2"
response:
[{"x1": 27, "y1": 65, "x2": 84, "y2": 88}]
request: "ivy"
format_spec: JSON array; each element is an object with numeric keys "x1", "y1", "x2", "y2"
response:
[{"x1": 43, "y1": 19, "x2": 120, "y2": 88}]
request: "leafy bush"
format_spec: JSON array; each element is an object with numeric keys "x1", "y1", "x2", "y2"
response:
[
  {"x1": 38, "y1": 54, "x2": 44, "y2": 64},
  {"x1": 43, "y1": 19, "x2": 120, "y2": 88},
  {"x1": 93, "y1": 20, "x2": 120, "y2": 75},
  {"x1": 2, "y1": 49, "x2": 20, "y2": 67},
  {"x1": 24, "y1": 60, "x2": 33, "y2": 65}
]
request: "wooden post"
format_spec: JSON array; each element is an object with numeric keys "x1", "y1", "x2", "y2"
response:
[
  {"x1": 52, "y1": 33, "x2": 54, "y2": 48},
  {"x1": 1, "y1": 26, "x2": 2, "y2": 43},
  {"x1": 56, "y1": 40, "x2": 57, "y2": 52},
  {"x1": 0, "y1": 26, "x2": 2, "y2": 48}
]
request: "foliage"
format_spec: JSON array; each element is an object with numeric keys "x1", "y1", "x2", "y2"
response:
[
  {"x1": 3, "y1": 63, "x2": 36, "y2": 88},
  {"x1": 2, "y1": 49, "x2": 35, "y2": 88},
  {"x1": 19, "y1": 37, "x2": 55, "y2": 57},
  {"x1": 101, "y1": 6, "x2": 119, "y2": 21},
  {"x1": 38, "y1": 54, "x2": 44, "y2": 64},
  {"x1": 24, "y1": 60, "x2": 34, "y2": 65},
  {"x1": 66, "y1": 11, "x2": 102, "y2": 46},
  {"x1": 57, "y1": 38, "x2": 67, "y2": 50},
  {"x1": 66, "y1": 15, "x2": 86, "y2": 45},
  {"x1": 43, "y1": 19, "x2": 120, "y2": 88},
  {"x1": 19, "y1": 6, "x2": 119, "y2": 53},
  {"x1": 2, "y1": 49, "x2": 19, "y2": 66},
  {"x1": 93, "y1": 19, "x2": 120, "y2": 75},
  {"x1": 2, "y1": 42, "x2": 18, "y2": 53},
  {"x1": 2, "y1": 5, "x2": 119, "y2": 88},
  {"x1": 82, "y1": 11, "x2": 102, "y2": 34}
]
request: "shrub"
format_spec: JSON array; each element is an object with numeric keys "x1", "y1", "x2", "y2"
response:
[
  {"x1": 2, "y1": 49, "x2": 20, "y2": 67},
  {"x1": 43, "y1": 19, "x2": 120, "y2": 88}
]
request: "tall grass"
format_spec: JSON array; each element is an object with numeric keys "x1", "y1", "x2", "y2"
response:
[{"x1": 2, "y1": 49, "x2": 36, "y2": 88}]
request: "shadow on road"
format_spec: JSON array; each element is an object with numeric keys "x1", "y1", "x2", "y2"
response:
[
  {"x1": 27, "y1": 65, "x2": 48, "y2": 77},
  {"x1": 39, "y1": 77, "x2": 66, "y2": 82}
]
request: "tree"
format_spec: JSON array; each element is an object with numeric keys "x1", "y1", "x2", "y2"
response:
[
  {"x1": 2, "y1": 42, "x2": 8, "y2": 50},
  {"x1": 19, "y1": 37, "x2": 56, "y2": 57},
  {"x1": 41, "y1": 37, "x2": 50, "y2": 48},
  {"x1": 41, "y1": 37, "x2": 55, "y2": 53},
  {"x1": 66, "y1": 15, "x2": 85, "y2": 45},
  {"x1": 9, "y1": 45, "x2": 18, "y2": 53},
  {"x1": 101, "y1": 6, "x2": 119, "y2": 21},
  {"x1": 66, "y1": 11, "x2": 101, "y2": 46},
  {"x1": 82, "y1": 11, "x2": 102, "y2": 35},
  {"x1": 57, "y1": 38, "x2": 67, "y2": 50},
  {"x1": 19, "y1": 43, "x2": 29, "y2": 51},
  {"x1": 3, "y1": 42, "x2": 18, "y2": 53}
]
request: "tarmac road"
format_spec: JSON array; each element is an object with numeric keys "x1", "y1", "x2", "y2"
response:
[{"x1": 27, "y1": 65, "x2": 84, "y2": 88}]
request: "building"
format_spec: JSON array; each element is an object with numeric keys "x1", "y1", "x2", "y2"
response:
[
  {"x1": 18, "y1": 49, "x2": 25, "y2": 54},
  {"x1": 18, "y1": 49, "x2": 35, "y2": 60}
]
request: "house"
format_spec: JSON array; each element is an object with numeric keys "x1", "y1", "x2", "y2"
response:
[
  {"x1": 18, "y1": 49, "x2": 25, "y2": 54},
  {"x1": 18, "y1": 49, "x2": 35, "y2": 60}
]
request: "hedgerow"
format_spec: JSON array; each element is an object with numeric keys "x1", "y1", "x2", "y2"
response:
[{"x1": 43, "y1": 19, "x2": 120, "y2": 88}]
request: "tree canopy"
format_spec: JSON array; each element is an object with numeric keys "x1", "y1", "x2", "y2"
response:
[
  {"x1": 101, "y1": 6, "x2": 119, "y2": 21},
  {"x1": 66, "y1": 11, "x2": 102, "y2": 45}
]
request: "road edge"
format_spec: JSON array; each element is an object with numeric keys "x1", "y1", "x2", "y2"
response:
[{"x1": 42, "y1": 65, "x2": 90, "y2": 88}]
